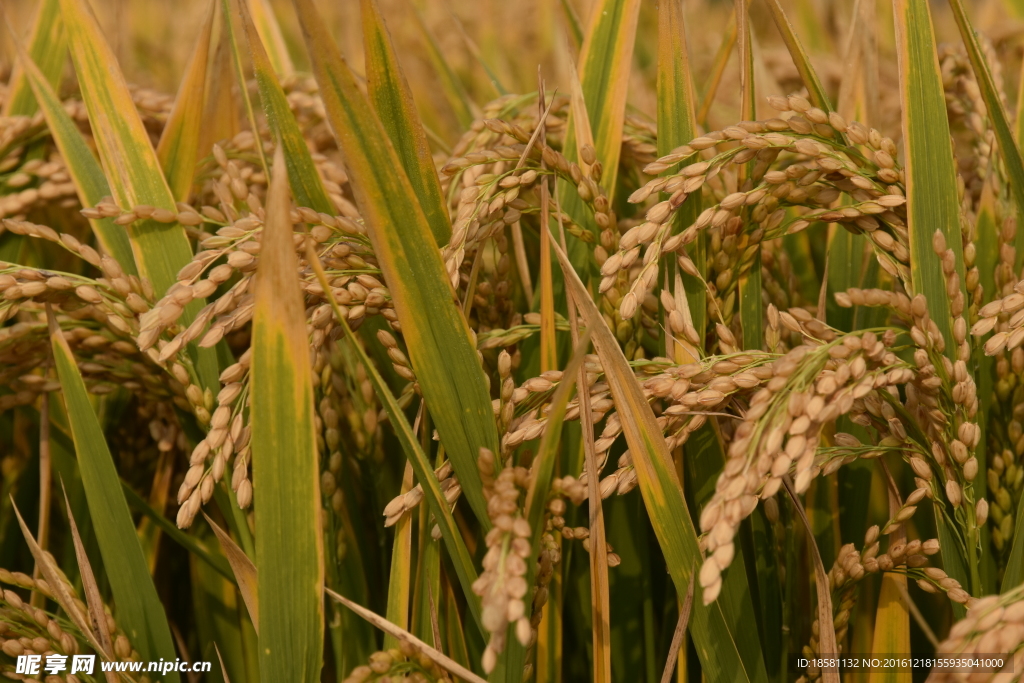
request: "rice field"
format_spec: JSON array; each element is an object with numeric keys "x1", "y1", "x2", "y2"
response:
[{"x1": 2, "y1": 0, "x2": 1024, "y2": 682}]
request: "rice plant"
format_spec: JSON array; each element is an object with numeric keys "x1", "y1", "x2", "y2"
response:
[{"x1": 4, "y1": 0, "x2": 1024, "y2": 681}]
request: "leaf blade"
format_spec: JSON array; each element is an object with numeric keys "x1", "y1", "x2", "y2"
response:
[
  {"x1": 361, "y1": 0, "x2": 451, "y2": 245},
  {"x1": 657, "y1": 0, "x2": 704, "y2": 349},
  {"x1": 47, "y1": 308, "x2": 180, "y2": 680},
  {"x1": 157, "y1": 0, "x2": 216, "y2": 202},
  {"x1": 550, "y1": 237, "x2": 767, "y2": 683},
  {"x1": 58, "y1": 0, "x2": 219, "y2": 388},
  {"x1": 250, "y1": 148, "x2": 324, "y2": 683},
  {"x1": 5, "y1": 22, "x2": 136, "y2": 274},
  {"x1": 292, "y1": 0, "x2": 501, "y2": 528},
  {"x1": 3, "y1": 0, "x2": 65, "y2": 117},
  {"x1": 893, "y1": 0, "x2": 967, "y2": 360},
  {"x1": 233, "y1": 0, "x2": 332, "y2": 215}
]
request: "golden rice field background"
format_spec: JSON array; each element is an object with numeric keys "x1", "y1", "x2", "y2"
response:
[{"x1": 3, "y1": 0, "x2": 1024, "y2": 682}]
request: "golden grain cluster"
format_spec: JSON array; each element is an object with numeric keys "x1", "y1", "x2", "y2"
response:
[{"x1": 2, "y1": 0, "x2": 1024, "y2": 682}]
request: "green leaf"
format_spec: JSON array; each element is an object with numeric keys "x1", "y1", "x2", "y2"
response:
[
  {"x1": 657, "y1": 0, "x2": 704, "y2": 348},
  {"x1": 157, "y1": 0, "x2": 216, "y2": 201},
  {"x1": 761, "y1": 0, "x2": 832, "y2": 114},
  {"x1": 58, "y1": 0, "x2": 219, "y2": 389},
  {"x1": 524, "y1": 337, "x2": 587, "y2": 537},
  {"x1": 250, "y1": 147, "x2": 324, "y2": 683},
  {"x1": 361, "y1": 0, "x2": 451, "y2": 245},
  {"x1": 47, "y1": 307, "x2": 180, "y2": 680},
  {"x1": 946, "y1": 0, "x2": 1024, "y2": 283},
  {"x1": 409, "y1": 5, "x2": 476, "y2": 131},
  {"x1": 121, "y1": 481, "x2": 235, "y2": 584},
  {"x1": 567, "y1": 0, "x2": 640, "y2": 201},
  {"x1": 550, "y1": 237, "x2": 768, "y2": 683},
  {"x1": 736, "y1": 0, "x2": 762, "y2": 351},
  {"x1": 892, "y1": 0, "x2": 967, "y2": 360},
  {"x1": 232, "y1": 0, "x2": 333, "y2": 215},
  {"x1": 3, "y1": 0, "x2": 65, "y2": 117},
  {"x1": 249, "y1": 0, "x2": 294, "y2": 77},
  {"x1": 218, "y1": 0, "x2": 268, "y2": 177},
  {"x1": 292, "y1": 0, "x2": 501, "y2": 529},
  {"x1": 384, "y1": 466, "x2": 414, "y2": 649},
  {"x1": 5, "y1": 23, "x2": 136, "y2": 274}
]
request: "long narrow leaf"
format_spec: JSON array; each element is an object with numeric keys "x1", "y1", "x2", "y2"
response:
[
  {"x1": 232, "y1": 0, "x2": 333, "y2": 214},
  {"x1": 892, "y1": 0, "x2": 967, "y2": 359},
  {"x1": 292, "y1": 0, "x2": 501, "y2": 528},
  {"x1": 566, "y1": 0, "x2": 640, "y2": 200},
  {"x1": 157, "y1": 0, "x2": 216, "y2": 202},
  {"x1": 249, "y1": 0, "x2": 294, "y2": 77},
  {"x1": 47, "y1": 307, "x2": 180, "y2": 680},
  {"x1": 736, "y1": 0, "x2": 762, "y2": 350},
  {"x1": 867, "y1": 488, "x2": 911, "y2": 683},
  {"x1": 58, "y1": 0, "x2": 219, "y2": 388},
  {"x1": 762, "y1": 0, "x2": 832, "y2": 112},
  {"x1": 250, "y1": 147, "x2": 324, "y2": 683},
  {"x1": 3, "y1": 0, "x2": 65, "y2": 117},
  {"x1": 4, "y1": 22, "x2": 136, "y2": 274},
  {"x1": 60, "y1": 487, "x2": 119, "y2": 683},
  {"x1": 361, "y1": 0, "x2": 451, "y2": 245},
  {"x1": 384, "y1": 464, "x2": 414, "y2": 649},
  {"x1": 549, "y1": 237, "x2": 767, "y2": 683},
  {"x1": 204, "y1": 512, "x2": 260, "y2": 634},
  {"x1": 657, "y1": 0, "x2": 704, "y2": 349}
]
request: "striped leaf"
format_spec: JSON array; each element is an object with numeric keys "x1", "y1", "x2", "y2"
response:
[
  {"x1": 47, "y1": 308, "x2": 180, "y2": 680},
  {"x1": 57, "y1": 0, "x2": 219, "y2": 388},
  {"x1": 566, "y1": 0, "x2": 640, "y2": 200},
  {"x1": 249, "y1": 0, "x2": 293, "y2": 77},
  {"x1": 410, "y1": 7, "x2": 476, "y2": 130},
  {"x1": 3, "y1": 0, "x2": 65, "y2": 117},
  {"x1": 218, "y1": 0, "x2": 269, "y2": 176},
  {"x1": 762, "y1": 0, "x2": 831, "y2": 113},
  {"x1": 550, "y1": 238, "x2": 767, "y2": 683},
  {"x1": 157, "y1": 0, "x2": 216, "y2": 201},
  {"x1": 736, "y1": 0, "x2": 762, "y2": 351},
  {"x1": 362, "y1": 0, "x2": 451, "y2": 245},
  {"x1": 867, "y1": 490, "x2": 911, "y2": 683},
  {"x1": 892, "y1": 0, "x2": 967, "y2": 361},
  {"x1": 232, "y1": 0, "x2": 333, "y2": 215},
  {"x1": 292, "y1": 0, "x2": 501, "y2": 528},
  {"x1": 250, "y1": 147, "x2": 324, "y2": 683},
  {"x1": 657, "y1": 0, "x2": 704, "y2": 350},
  {"x1": 946, "y1": 0, "x2": 1024, "y2": 290},
  {"x1": 384, "y1": 465, "x2": 414, "y2": 649},
  {"x1": 8, "y1": 30, "x2": 136, "y2": 274}
]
